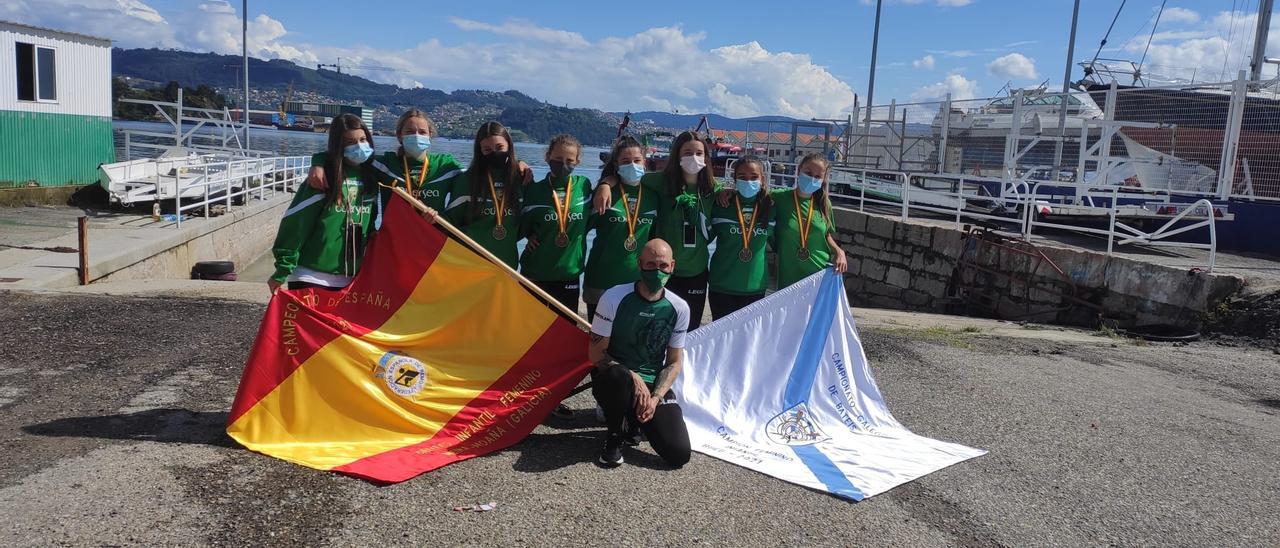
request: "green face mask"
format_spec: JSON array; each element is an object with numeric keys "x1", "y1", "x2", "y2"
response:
[{"x1": 639, "y1": 268, "x2": 671, "y2": 293}]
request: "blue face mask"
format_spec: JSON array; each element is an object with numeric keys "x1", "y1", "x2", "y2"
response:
[
  {"x1": 402, "y1": 134, "x2": 430, "y2": 158},
  {"x1": 796, "y1": 173, "x2": 824, "y2": 195},
  {"x1": 735, "y1": 178, "x2": 761, "y2": 199},
  {"x1": 618, "y1": 162, "x2": 645, "y2": 185},
  {"x1": 344, "y1": 142, "x2": 373, "y2": 165}
]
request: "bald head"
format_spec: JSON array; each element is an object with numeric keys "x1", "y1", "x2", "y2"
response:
[{"x1": 640, "y1": 239, "x2": 675, "y2": 272}]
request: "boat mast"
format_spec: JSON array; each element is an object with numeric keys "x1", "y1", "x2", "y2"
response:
[
  {"x1": 1053, "y1": 0, "x2": 1082, "y2": 179},
  {"x1": 865, "y1": 0, "x2": 882, "y2": 125},
  {"x1": 242, "y1": 0, "x2": 250, "y2": 150},
  {"x1": 1249, "y1": 0, "x2": 1274, "y2": 81}
]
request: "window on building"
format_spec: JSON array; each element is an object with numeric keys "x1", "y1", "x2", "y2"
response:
[{"x1": 15, "y1": 42, "x2": 56, "y2": 102}]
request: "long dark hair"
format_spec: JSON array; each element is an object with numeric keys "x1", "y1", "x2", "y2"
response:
[
  {"x1": 600, "y1": 135, "x2": 644, "y2": 184},
  {"x1": 732, "y1": 155, "x2": 772, "y2": 222},
  {"x1": 662, "y1": 131, "x2": 716, "y2": 197},
  {"x1": 466, "y1": 121, "x2": 522, "y2": 219},
  {"x1": 323, "y1": 113, "x2": 376, "y2": 204},
  {"x1": 797, "y1": 152, "x2": 834, "y2": 226}
]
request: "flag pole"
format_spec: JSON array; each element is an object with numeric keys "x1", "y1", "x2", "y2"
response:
[{"x1": 391, "y1": 187, "x2": 591, "y2": 331}]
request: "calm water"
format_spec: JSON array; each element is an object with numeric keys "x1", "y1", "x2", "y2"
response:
[{"x1": 111, "y1": 120, "x2": 608, "y2": 181}]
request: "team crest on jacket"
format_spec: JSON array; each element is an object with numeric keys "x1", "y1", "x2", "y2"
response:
[
  {"x1": 376, "y1": 352, "x2": 427, "y2": 397},
  {"x1": 765, "y1": 402, "x2": 830, "y2": 446}
]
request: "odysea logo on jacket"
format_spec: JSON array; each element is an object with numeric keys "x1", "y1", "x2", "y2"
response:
[
  {"x1": 765, "y1": 402, "x2": 830, "y2": 446},
  {"x1": 376, "y1": 352, "x2": 427, "y2": 397}
]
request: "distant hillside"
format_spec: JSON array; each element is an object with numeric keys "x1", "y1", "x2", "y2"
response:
[
  {"x1": 620, "y1": 111, "x2": 815, "y2": 133},
  {"x1": 111, "y1": 48, "x2": 618, "y2": 145}
]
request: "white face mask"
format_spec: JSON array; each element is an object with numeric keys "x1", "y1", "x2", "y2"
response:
[{"x1": 679, "y1": 154, "x2": 706, "y2": 175}]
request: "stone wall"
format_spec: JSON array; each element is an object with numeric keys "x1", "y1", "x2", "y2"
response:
[{"x1": 830, "y1": 208, "x2": 1246, "y2": 329}]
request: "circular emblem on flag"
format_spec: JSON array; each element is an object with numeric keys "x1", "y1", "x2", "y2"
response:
[
  {"x1": 376, "y1": 352, "x2": 428, "y2": 397},
  {"x1": 765, "y1": 402, "x2": 830, "y2": 446}
]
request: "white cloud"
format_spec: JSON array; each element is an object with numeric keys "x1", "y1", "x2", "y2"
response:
[
  {"x1": 928, "y1": 49, "x2": 976, "y2": 58},
  {"x1": 5, "y1": 0, "x2": 314, "y2": 63},
  {"x1": 5, "y1": 2, "x2": 858, "y2": 118},
  {"x1": 913, "y1": 54, "x2": 936, "y2": 69},
  {"x1": 386, "y1": 28, "x2": 857, "y2": 118},
  {"x1": 447, "y1": 17, "x2": 588, "y2": 48},
  {"x1": 171, "y1": 1, "x2": 316, "y2": 64},
  {"x1": 937, "y1": 0, "x2": 972, "y2": 6},
  {"x1": 1118, "y1": 10, "x2": 1280, "y2": 83},
  {"x1": 987, "y1": 53, "x2": 1038, "y2": 80},
  {"x1": 910, "y1": 73, "x2": 980, "y2": 102},
  {"x1": 0, "y1": 0, "x2": 178, "y2": 48},
  {"x1": 902, "y1": 73, "x2": 979, "y2": 122},
  {"x1": 1161, "y1": 7, "x2": 1201, "y2": 25}
]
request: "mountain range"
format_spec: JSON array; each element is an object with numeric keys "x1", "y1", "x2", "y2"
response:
[{"x1": 111, "y1": 48, "x2": 820, "y2": 144}]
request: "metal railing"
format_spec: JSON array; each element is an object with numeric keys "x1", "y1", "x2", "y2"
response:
[
  {"x1": 166, "y1": 155, "x2": 310, "y2": 228},
  {"x1": 1019, "y1": 181, "x2": 1220, "y2": 271}
]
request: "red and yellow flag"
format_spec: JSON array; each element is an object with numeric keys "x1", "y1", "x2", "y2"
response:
[{"x1": 226, "y1": 196, "x2": 591, "y2": 483}]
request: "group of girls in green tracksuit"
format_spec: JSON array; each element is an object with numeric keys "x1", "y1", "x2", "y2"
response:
[
  {"x1": 269, "y1": 112, "x2": 847, "y2": 326},
  {"x1": 589, "y1": 131, "x2": 848, "y2": 323}
]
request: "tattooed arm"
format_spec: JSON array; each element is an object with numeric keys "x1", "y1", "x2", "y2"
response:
[{"x1": 588, "y1": 333, "x2": 614, "y2": 369}]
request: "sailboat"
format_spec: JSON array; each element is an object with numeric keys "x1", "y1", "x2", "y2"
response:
[
  {"x1": 1074, "y1": 1, "x2": 1280, "y2": 201},
  {"x1": 1072, "y1": 1, "x2": 1280, "y2": 254}
]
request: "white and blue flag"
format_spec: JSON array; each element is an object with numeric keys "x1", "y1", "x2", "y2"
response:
[{"x1": 678, "y1": 269, "x2": 986, "y2": 501}]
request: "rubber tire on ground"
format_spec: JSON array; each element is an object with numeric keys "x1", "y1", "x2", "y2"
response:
[{"x1": 191, "y1": 260, "x2": 235, "y2": 278}]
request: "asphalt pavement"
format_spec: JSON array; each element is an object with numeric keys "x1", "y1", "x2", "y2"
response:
[{"x1": 1, "y1": 290, "x2": 1277, "y2": 546}]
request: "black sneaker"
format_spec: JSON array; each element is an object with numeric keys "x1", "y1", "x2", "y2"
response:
[
  {"x1": 552, "y1": 403, "x2": 573, "y2": 419},
  {"x1": 622, "y1": 421, "x2": 642, "y2": 447},
  {"x1": 598, "y1": 433, "x2": 625, "y2": 467}
]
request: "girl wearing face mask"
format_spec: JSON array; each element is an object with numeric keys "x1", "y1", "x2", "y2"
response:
[
  {"x1": 518, "y1": 134, "x2": 593, "y2": 310},
  {"x1": 774, "y1": 152, "x2": 848, "y2": 289},
  {"x1": 583, "y1": 136, "x2": 660, "y2": 321},
  {"x1": 268, "y1": 113, "x2": 387, "y2": 292},
  {"x1": 378, "y1": 108, "x2": 464, "y2": 211},
  {"x1": 444, "y1": 121, "x2": 525, "y2": 268},
  {"x1": 651, "y1": 132, "x2": 720, "y2": 329},
  {"x1": 301, "y1": 109, "x2": 462, "y2": 215},
  {"x1": 707, "y1": 156, "x2": 774, "y2": 320},
  {"x1": 589, "y1": 132, "x2": 719, "y2": 328}
]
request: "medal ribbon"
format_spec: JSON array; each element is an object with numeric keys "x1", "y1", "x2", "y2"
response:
[
  {"x1": 549, "y1": 176, "x2": 574, "y2": 238},
  {"x1": 735, "y1": 194, "x2": 759, "y2": 253},
  {"x1": 487, "y1": 171, "x2": 506, "y2": 229},
  {"x1": 401, "y1": 153, "x2": 430, "y2": 194},
  {"x1": 794, "y1": 189, "x2": 815, "y2": 251},
  {"x1": 620, "y1": 183, "x2": 643, "y2": 243}
]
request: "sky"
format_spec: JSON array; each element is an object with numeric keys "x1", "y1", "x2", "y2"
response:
[{"x1": 5, "y1": 0, "x2": 1278, "y2": 119}]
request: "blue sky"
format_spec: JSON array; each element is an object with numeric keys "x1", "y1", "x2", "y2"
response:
[{"x1": 5, "y1": 1, "x2": 1276, "y2": 118}]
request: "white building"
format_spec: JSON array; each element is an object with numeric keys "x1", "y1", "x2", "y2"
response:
[{"x1": 0, "y1": 20, "x2": 113, "y2": 187}]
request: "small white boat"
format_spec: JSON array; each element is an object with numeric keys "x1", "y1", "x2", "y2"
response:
[{"x1": 98, "y1": 147, "x2": 272, "y2": 206}]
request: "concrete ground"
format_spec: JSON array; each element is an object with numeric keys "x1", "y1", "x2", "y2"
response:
[
  {"x1": 0, "y1": 195, "x2": 290, "y2": 289},
  {"x1": 1, "y1": 285, "x2": 1277, "y2": 547}
]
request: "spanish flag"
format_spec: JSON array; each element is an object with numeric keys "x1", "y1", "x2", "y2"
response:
[{"x1": 226, "y1": 195, "x2": 591, "y2": 483}]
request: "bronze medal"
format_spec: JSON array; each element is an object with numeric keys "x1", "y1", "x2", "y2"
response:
[
  {"x1": 739, "y1": 248, "x2": 753, "y2": 262},
  {"x1": 492, "y1": 224, "x2": 507, "y2": 240},
  {"x1": 798, "y1": 247, "x2": 811, "y2": 261},
  {"x1": 623, "y1": 236, "x2": 638, "y2": 252},
  {"x1": 555, "y1": 232, "x2": 569, "y2": 248}
]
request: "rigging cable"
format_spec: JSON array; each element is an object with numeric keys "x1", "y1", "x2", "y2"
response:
[
  {"x1": 1086, "y1": 0, "x2": 1129, "y2": 77},
  {"x1": 1137, "y1": 0, "x2": 1168, "y2": 81},
  {"x1": 1221, "y1": 0, "x2": 1243, "y2": 80}
]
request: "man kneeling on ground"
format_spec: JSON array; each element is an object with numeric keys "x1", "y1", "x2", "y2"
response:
[{"x1": 588, "y1": 238, "x2": 692, "y2": 468}]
